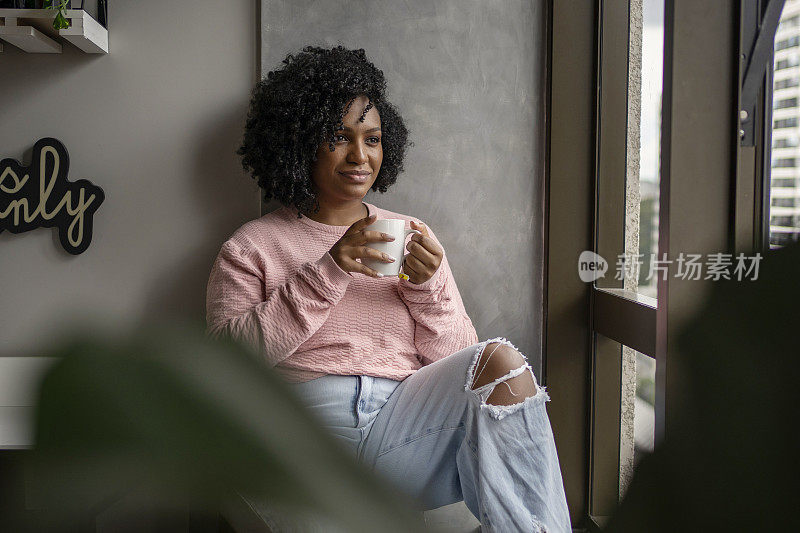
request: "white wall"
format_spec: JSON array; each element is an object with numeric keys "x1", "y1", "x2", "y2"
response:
[{"x1": 0, "y1": 1, "x2": 259, "y2": 361}]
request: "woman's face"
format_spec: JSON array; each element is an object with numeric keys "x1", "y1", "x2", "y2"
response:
[{"x1": 310, "y1": 95, "x2": 382, "y2": 203}]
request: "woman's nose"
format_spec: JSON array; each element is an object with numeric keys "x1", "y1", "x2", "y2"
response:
[{"x1": 347, "y1": 141, "x2": 368, "y2": 164}]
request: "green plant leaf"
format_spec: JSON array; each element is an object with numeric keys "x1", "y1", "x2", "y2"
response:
[
  {"x1": 22, "y1": 319, "x2": 429, "y2": 532},
  {"x1": 53, "y1": 12, "x2": 70, "y2": 30}
]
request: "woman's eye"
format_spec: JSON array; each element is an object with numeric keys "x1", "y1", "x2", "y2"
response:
[{"x1": 331, "y1": 134, "x2": 380, "y2": 144}]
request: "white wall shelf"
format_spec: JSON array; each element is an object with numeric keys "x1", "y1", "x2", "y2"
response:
[
  {"x1": 0, "y1": 357, "x2": 59, "y2": 449},
  {"x1": 0, "y1": 8, "x2": 107, "y2": 54}
]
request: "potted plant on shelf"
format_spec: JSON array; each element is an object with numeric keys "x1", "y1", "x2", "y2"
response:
[
  {"x1": 0, "y1": 1, "x2": 72, "y2": 30},
  {"x1": 44, "y1": 0, "x2": 70, "y2": 29},
  {"x1": 0, "y1": 0, "x2": 108, "y2": 52},
  {"x1": 43, "y1": 1, "x2": 107, "y2": 31}
]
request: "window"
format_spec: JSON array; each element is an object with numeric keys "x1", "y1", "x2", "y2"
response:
[
  {"x1": 774, "y1": 77, "x2": 800, "y2": 89},
  {"x1": 774, "y1": 117, "x2": 799, "y2": 128},
  {"x1": 772, "y1": 157, "x2": 797, "y2": 167},
  {"x1": 549, "y1": 1, "x2": 765, "y2": 525},
  {"x1": 773, "y1": 135, "x2": 799, "y2": 147},
  {"x1": 774, "y1": 97, "x2": 799, "y2": 109},
  {"x1": 620, "y1": 0, "x2": 662, "y2": 487},
  {"x1": 771, "y1": 215, "x2": 796, "y2": 226},
  {"x1": 589, "y1": 0, "x2": 662, "y2": 519},
  {"x1": 776, "y1": 57, "x2": 800, "y2": 70},
  {"x1": 773, "y1": 177, "x2": 799, "y2": 187},
  {"x1": 770, "y1": 231, "x2": 800, "y2": 245},
  {"x1": 772, "y1": 197, "x2": 797, "y2": 207},
  {"x1": 776, "y1": 35, "x2": 800, "y2": 50}
]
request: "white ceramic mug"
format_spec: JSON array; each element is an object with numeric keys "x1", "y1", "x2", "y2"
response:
[{"x1": 361, "y1": 219, "x2": 422, "y2": 277}]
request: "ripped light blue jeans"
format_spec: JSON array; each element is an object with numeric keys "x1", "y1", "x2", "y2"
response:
[{"x1": 288, "y1": 337, "x2": 572, "y2": 533}]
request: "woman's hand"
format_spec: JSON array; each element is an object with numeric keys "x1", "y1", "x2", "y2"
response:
[
  {"x1": 402, "y1": 221, "x2": 443, "y2": 284},
  {"x1": 329, "y1": 213, "x2": 398, "y2": 277}
]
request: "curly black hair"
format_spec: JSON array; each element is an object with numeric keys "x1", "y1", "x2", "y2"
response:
[{"x1": 236, "y1": 45, "x2": 412, "y2": 218}]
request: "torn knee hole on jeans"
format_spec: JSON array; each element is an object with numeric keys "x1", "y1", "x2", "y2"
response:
[{"x1": 465, "y1": 337, "x2": 550, "y2": 421}]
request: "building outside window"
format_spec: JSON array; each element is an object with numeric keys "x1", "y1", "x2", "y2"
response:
[{"x1": 771, "y1": 0, "x2": 800, "y2": 249}]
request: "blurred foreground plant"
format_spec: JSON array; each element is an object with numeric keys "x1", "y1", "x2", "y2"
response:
[
  {"x1": 14, "y1": 319, "x2": 429, "y2": 532},
  {"x1": 605, "y1": 241, "x2": 800, "y2": 531}
]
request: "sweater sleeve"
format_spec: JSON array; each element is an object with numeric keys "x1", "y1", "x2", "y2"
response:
[
  {"x1": 397, "y1": 224, "x2": 479, "y2": 365},
  {"x1": 205, "y1": 239, "x2": 353, "y2": 366}
]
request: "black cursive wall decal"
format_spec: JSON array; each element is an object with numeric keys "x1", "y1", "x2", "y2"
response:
[{"x1": 0, "y1": 138, "x2": 105, "y2": 255}]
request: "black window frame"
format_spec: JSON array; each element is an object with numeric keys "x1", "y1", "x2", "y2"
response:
[{"x1": 545, "y1": 1, "x2": 766, "y2": 530}]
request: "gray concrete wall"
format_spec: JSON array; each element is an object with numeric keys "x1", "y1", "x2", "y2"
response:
[
  {"x1": 0, "y1": 1, "x2": 259, "y2": 356},
  {"x1": 261, "y1": 0, "x2": 548, "y2": 376}
]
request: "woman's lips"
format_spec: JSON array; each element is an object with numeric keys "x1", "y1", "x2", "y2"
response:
[{"x1": 339, "y1": 172, "x2": 369, "y2": 183}]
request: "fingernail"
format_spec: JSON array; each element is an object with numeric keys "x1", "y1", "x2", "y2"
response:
[{"x1": 376, "y1": 272, "x2": 384, "y2": 277}]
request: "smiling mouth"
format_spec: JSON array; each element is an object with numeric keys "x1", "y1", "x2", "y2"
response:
[{"x1": 339, "y1": 172, "x2": 370, "y2": 182}]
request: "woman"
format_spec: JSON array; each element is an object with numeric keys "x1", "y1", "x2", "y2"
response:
[{"x1": 206, "y1": 45, "x2": 571, "y2": 532}]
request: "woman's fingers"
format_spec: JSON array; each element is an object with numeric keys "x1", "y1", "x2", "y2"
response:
[
  {"x1": 403, "y1": 253, "x2": 428, "y2": 274},
  {"x1": 402, "y1": 260, "x2": 420, "y2": 277},
  {"x1": 359, "y1": 263, "x2": 383, "y2": 278},
  {"x1": 345, "y1": 213, "x2": 377, "y2": 236},
  {"x1": 405, "y1": 239, "x2": 438, "y2": 269},
  {"x1": 344, "y1": 256, "x2": 384, "y2": 278},
  {"x1": 357, "y1": 245, "x2": 395, "y2": 263},
  {"x1": 331, "y1": 214, "x2": 392, "y2": 276},
  {"x1": 351, "y1": 229, "x2": 396, "y2": 245}
]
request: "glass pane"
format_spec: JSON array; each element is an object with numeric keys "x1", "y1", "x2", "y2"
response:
[
  {"x1": 620, "y1": 346, "x2": 655, "y2": 499},
  {"x1": 770, "y1": 0, "x2": 800, "y2": 249},
  {"x1": 595, "y1": 332, "x2": 657, "y2": 503},
  {"x1": 624, "y1": 0, "x2": 663, "y2": 299},
  {"x1": 634, "y1": 350, "x2": 655, "y2": 462}
]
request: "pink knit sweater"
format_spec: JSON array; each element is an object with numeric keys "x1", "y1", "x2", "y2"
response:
[{"x1": 205, "y1": 201, "x2": 479, "y2": 383}]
